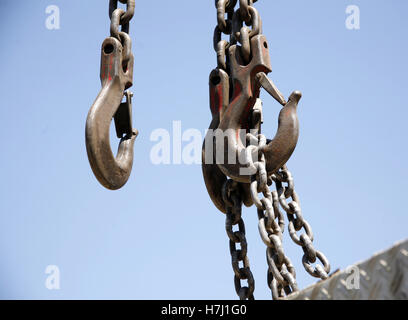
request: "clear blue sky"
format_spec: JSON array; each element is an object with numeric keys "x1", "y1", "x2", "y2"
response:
[{"x1": 0, "y1": 0, "x2": 407, "y2": 299}]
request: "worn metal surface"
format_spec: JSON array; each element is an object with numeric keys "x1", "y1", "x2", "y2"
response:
[
  {"x1": 287, "y1": 239, "x2": 408, "y2": 300},
  {"x1": 261, "y1": 165, "x2": 330, "y2": 299},
  {"x1": 86, "y1": 0, "x2": 138, "y2": 190},
  {"x1": 223, "y1": 180, "x2": 255, "y2": 300},
  {"x1": 203, "y1": 1, "x2": 330, "y2": 300},
  {"x1": 203, "y1": 1, "x2": 301, "y2": 187}
]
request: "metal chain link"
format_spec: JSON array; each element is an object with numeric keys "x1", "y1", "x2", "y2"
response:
[
  {"x1": 222, "y1": 180, "x2": 255, "y2": 300},
  {"x1": 214, "y1": 0, "x2": 261, "y2": 70},
  {"x1": 109, "y1": 0, "x2": 135, "y2": 63},
  {"x1": 247, "y1": 133, "x2": 299, "y2": 299},
  {"x1": 246, "y1": 134, "x2": 331, "y2": 298},
  {"x1": 109, "y1": 0, "x2": 135, "y2": 25},
  {"x1": 214, "y1": 0, "x2": 235, "y2": 71},
  {"x1": 272, "y1": 166, "x2": 331, "y2": 280}
]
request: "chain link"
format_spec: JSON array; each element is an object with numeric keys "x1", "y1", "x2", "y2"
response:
[
  {"x1": 247, "y1": 133, "x2": 299, "y2": 299},
  {"x1": 105, "y1": 0, "x2": 135, "y2": 98},
  {"x1": 214, "y1": 0, "x2": 261, "y2": 69},
  {"x1": 109, "y1": 0, "x2": 135, "y2": 63},
  {"x1": 223, "y1": 180, "x2": 255, "y2": 300},
  {"x1": 109, "y1": 0, "x2": 135, "y2": 25},
  {"x1": 214, "y1": 1, "x2": 234, "y2": 71},
  {"x1": 239, "y1": 0, "x2": 258, "y2": 24},
  {"x1": 272, "y1": 166, "x2": 331, "y2": 280}
]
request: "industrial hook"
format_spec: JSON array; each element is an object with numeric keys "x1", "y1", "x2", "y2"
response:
[
  {"x1": 86, "y1": 35, "x2": 138, "y2": 190},
  {"x1": 213, "y1": 34, "x2": 302, "y2": 183},
  {"x1": 202, "y1": 69, "x2": 255, "y2": 213}
]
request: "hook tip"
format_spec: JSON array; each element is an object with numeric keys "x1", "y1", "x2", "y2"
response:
[{"x1": 289, "y1": 91, "x2": 302, "y2": 103}]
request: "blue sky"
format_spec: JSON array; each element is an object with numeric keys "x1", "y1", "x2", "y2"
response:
[{"x1": 0, "y1": 0, "x2": 407, "y2": 299}]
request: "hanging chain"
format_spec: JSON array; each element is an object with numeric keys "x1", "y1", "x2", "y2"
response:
[
  {"x1": 247, "y1": 134, "x2": 331, "y2": 299},
  {"x1": 272, "y1": 166, "x2": 331, "y2": 280},
  {"x1": 213, "y1": 1, "x2": 261, "y2": 300},
  {"x1": 247, "y1": 133, "x2": 299, "y2": 299},
  {"x1": 211, "y1": 0, "x2": 330, "y2": 300},
  {"x1": 213, "y1": 0, "x2": 235, "y2": 71},
  {"x1": 223, "y1": 180, "x2": 255, "y2": 300},
  {"x1": 213, "y1": 0, "x2": 260, "y2": 71},
  {"x1": 109, "y1": 0, "x2": 135, "y2": 70}
]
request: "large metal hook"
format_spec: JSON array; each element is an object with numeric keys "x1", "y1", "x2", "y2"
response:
[
  {"x1": 213, "y1": 34, "x2": 302, "y2": 183},
  {"x1": 86, "y1": 35, "x2": 138, "y2": 190},
  {"x1": 202, "y1": 69, "x2": 254, "y2": 213}
]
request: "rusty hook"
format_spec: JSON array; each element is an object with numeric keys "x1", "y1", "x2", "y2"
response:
[
  {"x1": 213, "y1": 34, "x2": 301, "y2": 183},
  {"x1": 86, "y1": 35, "x2": 138, "y2": 190},
  {"x1": 202, "y1": 69, "x2": 254, "y2": 212}
]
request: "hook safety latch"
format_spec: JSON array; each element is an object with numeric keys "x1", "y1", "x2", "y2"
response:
[{"x1": 86, "y1": 36, "x2": 138, "y2": 190}]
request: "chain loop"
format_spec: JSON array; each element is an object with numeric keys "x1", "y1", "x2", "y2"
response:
[
  {"x1": 239, "y1": 0, "x2": 258, "y2": 24},
  {"x1": 224, "y1": 181, "x2": 255, "y2": 300},
  {"x1": 111, "y1": 9, "x2": 128, "y2": 39},
  {"x1": 302, "y1": 251, "x2": 330, "y2": 279},
  {"x1": 109, "y1": 1, "x2": 135, "y2": 66},
  {"x1": 213, "y1": 27, "x2": 230, "y2": 70},
  {"x1": 214, "y1": 1, "x2": 236, "y2": 72},
  {"x1": 248, "y1": 134, "x2": 300, "y2": 299},
  {"x1": 274, "y1": 165, "x2": 331, "y2": 282},
  {"x1": 109, "y1": 0, "x2": 135, "y2": 25},
  {"x1": 232, "y1": 6, "x2": 261, "y2": 42},
  {"x1": 231, "y1": 5, "x2": 261, "y2": 63},
  {"x1": 215, "y1": 0, "x2": 236, "y2": 34}
]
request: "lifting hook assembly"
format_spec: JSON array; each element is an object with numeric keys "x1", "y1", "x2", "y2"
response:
[
  {"x1": 86, "y1": 0, "x2": 137, "y2": 190},
  {"x1": 214, "y1": 34, "x2": 301, "y2": 183},
  {"x1": 203, "y1": 0, "x2": 330, "y2": 301},
  {"x1": 202, "y1": 2, "x2": 301, "y2": 211}
]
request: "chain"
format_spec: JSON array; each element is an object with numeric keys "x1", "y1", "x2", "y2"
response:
[
  {"x1": 239, "y1": 0, "x2": 258, "y2": 24},
  {"x1": 109, "y1": 0, "x2": 135, "y2": 66},
  {"x1": 272, "y1": 166, "x2": 331, "y2": 280},
  {"x1": 238, "y1": 2, "x2": 300, "y2": 298},
  {"x1": 213, "y1": 1, "x2": 259, "y2": 300},
  {"x1": 212, "y1": 0, "x2": 330, "y2": 300},
  {"x1": 231, "y1": 1, "x2": 260, "y2": 64},
  {"x1": 109, "y1": 0, "x2": 135, "y2": 24},
  {"x1": 247, "y1": 133, "x2": 298, "y2": 299},
  {"x1": 214, "y1": 0, "x2": 235, "y2": 71},
  {"x1": 222, "y1": 180, "x2": 255, "y2": 300},
  {"x1": 213, "y1": 0, "x2": 261, "y2": 71}
]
